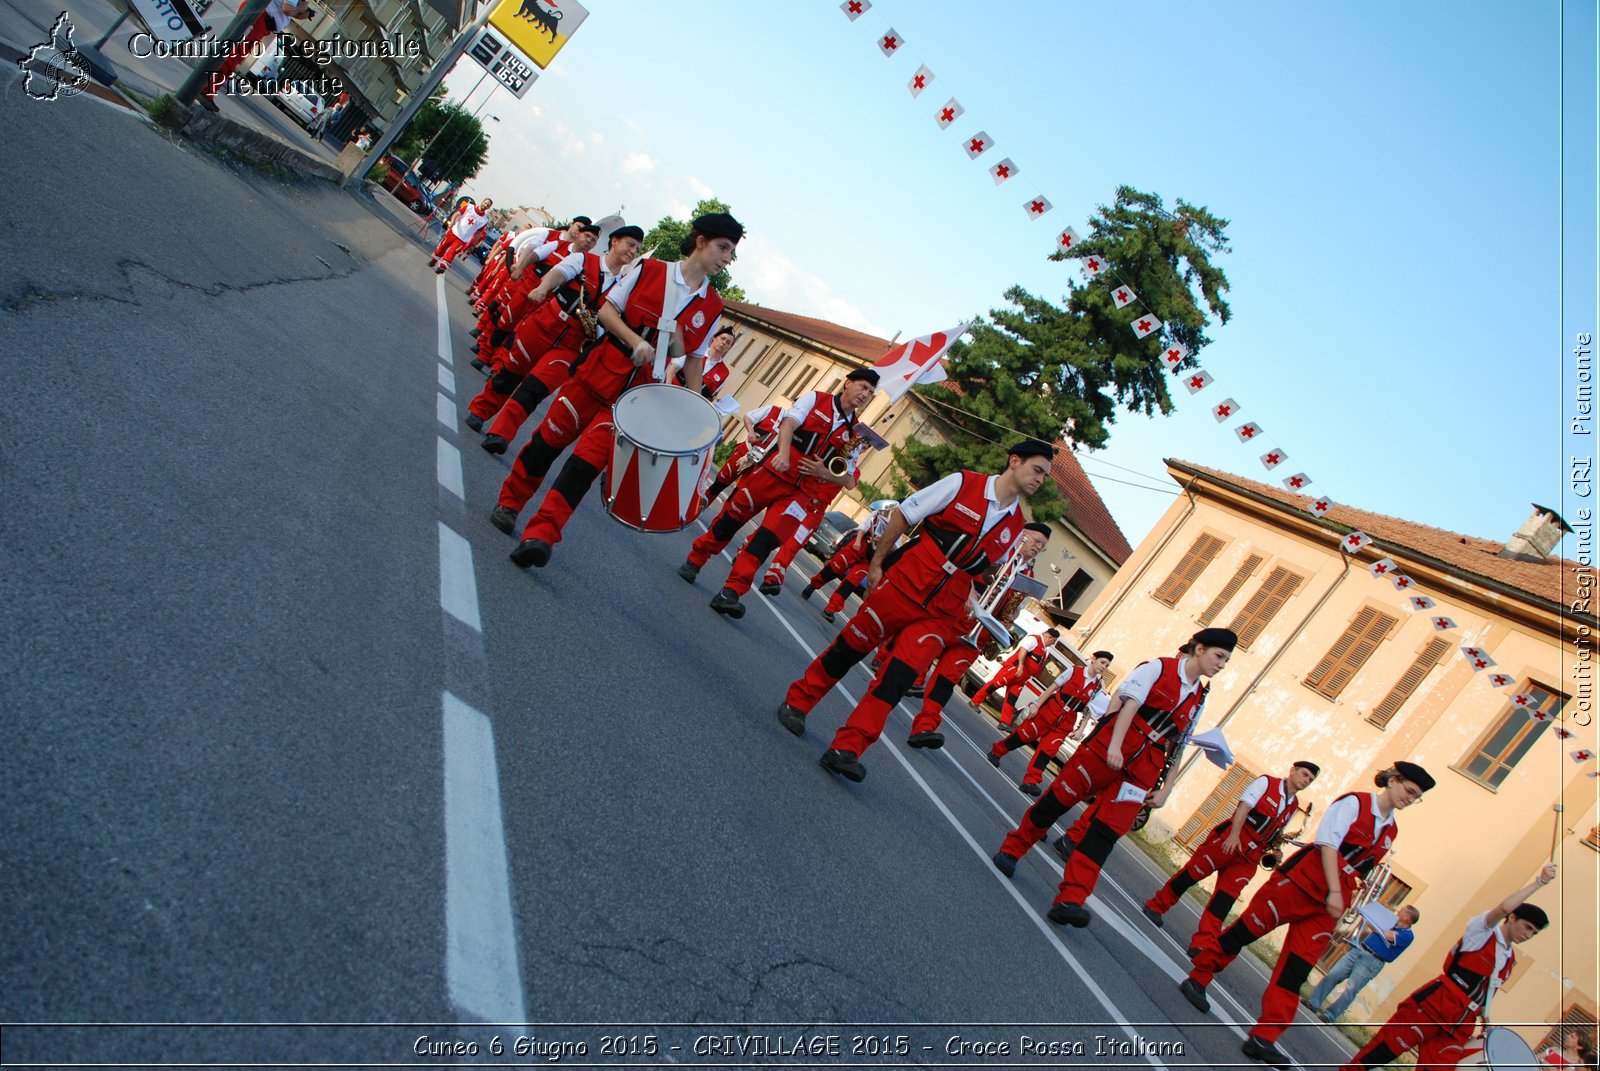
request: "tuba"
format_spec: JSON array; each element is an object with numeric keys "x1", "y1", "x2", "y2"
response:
[{"x1": 1259, "y1": 801, "x2": 1314, "y2": 870}]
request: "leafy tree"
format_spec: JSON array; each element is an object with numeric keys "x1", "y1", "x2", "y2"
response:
[
  {"x1": 884, "y1": 185, "x2": 1232, "y2": 522},
  {"x1": 396, "y1": 94, "x2": 489, "y2": 187},
  {"x1": 641, "y1": 197, "x2": 747, "y2": 302}
]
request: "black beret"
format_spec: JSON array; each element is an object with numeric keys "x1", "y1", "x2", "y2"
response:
[
  {"x1": 1007, "y1": 438, "x2": 1055, "y2": 461},
  {"x1": 1022, "y1": 521, "x2": 1052, "y2": 536},
  {"x1": 569, "y1": 215, "x2": 593, "y2": 226},
  {"x1": 714, "y1": 325, "x2": 736, "y2": 338},
  {"x1": 1392, "y1": 760, "x2": 1436, "y2": 792},
  {"x1": 1510, "y1": 903, "x2": 1549, "y2": 929},
  {"x1": 1191, "y1": 627, "x2": 1238, "y2": 651},
  {"x1": 1293, "y1": 761, "x2": 1321, "y2": 777},
  {"x1": 1093, "y1": 650, "x2": 1114, "y2": 661},
  {"x1": 691, "y1": 212, "x2": 744, "y2": 242},
  {"x1": 846, "y1": 368, "x2": 880, "y2": 385},
  {"x1": 609, "y1": 224, "x2": 645, "y2": 243},
  {"x1": 577, "y1": 223, "x2": 602, "y2": 234}
]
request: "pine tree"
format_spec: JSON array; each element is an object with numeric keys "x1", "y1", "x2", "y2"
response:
[{"x1": 641, "y1": 197, "x2": 747, "y2": 301}]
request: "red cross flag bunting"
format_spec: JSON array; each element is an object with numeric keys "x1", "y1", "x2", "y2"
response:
[
  {"x1": 1283, "y1": 472, "x2": 1312, "y2": 491},
  {"x1": 840, "y1": 0, "x2": 871, "y2": 19},
  {"x1": 1213, "y1": 398, "x2": 1240, "y2": 422},
  {"x1": 1308, "y1": 496, "x2": 1335, "y2": 518},
  {"x1": 1431, "y1": 615, "x2": 1458, "y2": 631},
  {"x1": 1408, "y1": 594, "x2": 1437, "y2": 611},
  {"x1": 990, "y1": 158, "x2": 1017, "y2": 184},
  {"x1": 1082, "y1": 254, "x2": 1110, "y2": 278},
  {"x1": 1161, "y1": 341, "x2": 1188, "y2": 369},
  {"x1": 1111, "y1": 285, "x2": 1137, "y2": 309},
  {"x1": 1340, "y1": 530, "x2": 1373, "y2": 554},
  {"x1": 878, "y1": 29, "x2": 903, "y2": 56},
  {"x1": 1528, "y1": 708, "x2": 1554, "y2": 722},
  {"x1": 1131, "y1": 313, "x2": 1163, "y2": 339},
  {"x1": 1368, "y1": 557, "x2": 1397, "y2": 578},
  {"x1": 1571, "y1": 748, "x2": 1597, "y2": 763},
  {"x1": 1057, "y1": 226, "x2": 1082, "y2": 249},
  {"x1": 1460, "y1": 646, "x2": 1497, "y2": 671},
  {"x1": 935, "y1": 98, "x2": 964, "y2": 129},
  {"x1": 1554, "y1": 725, "x2": 1575, "y2": 740},
  {"x1": 964, "y1": 132, "x2": 992, "y2": 159},
  {"x1": 1509, "y1": 693, "x2": 1538, "y2": 709},
  {"x1": 1184, "y1": 370, "x2": 1214, "y2": 395},
  {"x1": 1235, "y1": 421, "x2": 1264, "y2": 442},
  {"x1": 1391, "y1": 574, "x2": 1415, "y2": 591},
  {"x1": 1588, "y1": 770, "x2": 1600, "y2": 779},
  {"x1": 1023, "y1": 195, "x2": 1053, "y2": 220},
  {"x1": 907, "y1": 63, "x2": 932, "y2": 96},
  {"x1": 1487, "y1": 672, "x2": 1514, "y2": 688},
  {"x1": 1259, "y1": 448, "x2": 1288, "y2": 470}
]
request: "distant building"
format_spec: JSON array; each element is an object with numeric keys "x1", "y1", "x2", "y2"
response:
[
  {"x1": 1072, "y1": 458, "x2": 1597, "y2": 1046},
  {"x1": 716, "y1": 301, "x2": 1132, "y2": 623}
]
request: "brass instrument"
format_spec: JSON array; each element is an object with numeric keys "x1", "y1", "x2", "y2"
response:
[
  {"x1": 824, "y1": 427, "x2": 875, "y2": 478},
  {"x1": 571, "y1": 285, "x2": 600, "y2": 344},
  {"x1": 1259, "y1": 801, "x2": 1314, "y2": 870}
]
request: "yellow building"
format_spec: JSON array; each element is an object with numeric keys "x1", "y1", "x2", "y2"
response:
[
  {"x1": 1072, "y1": 458, "x2": 1598, "y2": 1047},
  {"x1": 717, "y1": 301, "x2": 1132, "y2": 622}
]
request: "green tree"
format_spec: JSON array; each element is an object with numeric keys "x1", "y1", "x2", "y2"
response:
[
  {"x1": 396, "y1": 93, "x2": 490, "y2": 187},
  {"x1": 885, "y1": 185, "x2": 1232, "y2": 522},
  {"x1": 641, "y1": 197, "x2": 747, "y2": 301}
]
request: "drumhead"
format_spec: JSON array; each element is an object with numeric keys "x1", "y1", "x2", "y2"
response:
[
  {"x1": 1482, "y1": 1027, "x2": 1537, "y2": 1066},
  {"x1": 614, "y1": 384, "x2": 721, "y2": 454}
]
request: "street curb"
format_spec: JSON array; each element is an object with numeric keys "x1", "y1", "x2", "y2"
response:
[{"x1": 169, "y1": 101, "x2": 344, "y2": 183}]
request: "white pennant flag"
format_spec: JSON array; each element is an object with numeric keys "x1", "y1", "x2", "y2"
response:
[
  {"x1": 1308, "y1": 496, "x2": 1335, "y2": 518},
  {"x1": 1368, "y1": 557, "x2": 1398, "y2": 579},
  {"x1": 1461, "y1": 646, "x2": 1497, "y2": 671},
  {"x1": 1571, "y1": 748, "x2": 1596, "y2": 762},
  {"x1": 1057, "y1": 226, "x2": 1082, "y2": 250},
  {"x1": 1283, "y1": 472, "x2": 1312, "y2": 492},
  {"x1": 1183, "y1": 370, "x2": 1214, "y2": 394},
  {"x1": 1130, "y1": 312, "x2": 1162, "y2": 339},
  {"x1": 1391, "y1": 573, "x2": 1415, "y2": 591},
  {"x1": 878, "y1": 28, "x2": 904, "y2": 56},
  {"x1": 870, "y1": 322, "x2": 971, "y2": 403},
  {"x1": 907, "y1": 63, "x2": 932, "y2": 95},
  {"x1": 1082, "y1": 254, "x2": 1110, "y2": 278},
  {"x1": 1553, "y1": 725, "x2": 1575, "y2": 739},
  {"x1": 1235, "y1": 421, "x2": 1264, "y2": 443},
  {"x1": 1023, "y1": 195, "x2": 1053, "y2": 220},
  {"x1": 1408, "y1": 594, "x2": 1437, "y2": 610},
  {"x1": 1259, "y1": 448, "x2": 1288, "y2": 470},
  {"x1": 1213, "y1": 398, "x2": 1241, "y2": 422},
  {"x1": 840, "y1": 0, "x2": 870, "y2": 18},
  {"x1": 1110, "y1": 284, "x2": 1137, "y2": 309},
  {"x1": 963, "y1": 131, "x2": 993, "y2": 159},
  {"x1": 935, "y1": 98, "x2": 964, "y2": 129},
  {"x1": 1340, "y1": 530, "x2": 1374, "y2": 554},
  {"x1": 1487, "y1": 672, "x2": 1514, "y2": 688},
  {"x1": 990, "y1": 158, "x2": 1018, "y2": 184},
  {"x1": 1509, "y1": 693, "x2": 1538, "y2": 710},
  {"x1": 1431, "y1": 615, "x2": 1457, "y2": 631},
  {"x1": 1161, "y1": 341, "x2": 1187, "y2": 369}
]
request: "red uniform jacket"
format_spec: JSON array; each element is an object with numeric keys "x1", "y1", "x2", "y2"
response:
[
  {"x1": 881, "y1": 470, "x2": 1026, "y2": 620},
  {"x1": 1280, "y1": 791, "x2": 1397, "y2": 901}
]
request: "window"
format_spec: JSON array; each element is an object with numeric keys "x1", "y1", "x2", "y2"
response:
[
  {"x1": 1152, "y1": 534, "x2": 1225, "y2": 608},
  {"x1": 759, "y1": 350, "x2": 796, "y2": 386},
  {"x1": 1367, "y1": 638, "x2": 1450, "y2": 729},
  {"x1": 785, "y1": 365, "x2": 819, "y2": 397},
  {"x1": 1198, "y1": 554, "x2": 1263, "y2": 625},
  {"x1": 1228, "y1": 566, "x2": 1305, "y2": 649},
  {"x1": 1175, "y1": 764, "x2": 1258, "y2": 848},
  {"x1": 734, "y1": 339, "x2": 768, "y2": 371},
  {"x1": 1456, "y1": 682, "x2": 1566, "y2": 789},
  {"x1": 1303, "y1": 606, "x2": 1398, "y2": 700},
  {"x1": 823, "y1": 376, "x2": 842, "y2": 394},
  {"x1": 1057, "y1": 569, "x2": 1093, "y2": 612},
  {"x1": 1585, "y1": 825, "x2": 1600, "y2": 853},
  {"x1": 1537, "y1": 1005, "x2": 1599, "y2": 1060}
]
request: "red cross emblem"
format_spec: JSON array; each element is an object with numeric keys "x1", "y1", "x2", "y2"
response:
[
  {"x1": 1240, "y1": 425, "x2": 1258, "y2": 439},
  {"x1": 1164, "y1": 346, "x2": 1180, "y2": 361},
  {"x1": 1217, "y1": 404, "x2": 1233, "y2": 418},
  {"x1": 1188, "y1": 375, "x2": 1205, "y2": 390},
  {"x1": 848, "y1": 0, "x2": 863, "y2": 10},
  {"x1": 882, "y1": 34, "x2": 898, "y2": 50},
  {"x1": 1345, "y1": 535, "x2": 1361, "y2": 547},
  {"x1": 995, "y1": 164, "x2": 1012, "y2": 179},
  {"x1": 968, "y1": 137, "x2": 986, "y2": 153},
  {"x1": 1395, "y1": 576, "x2": 1411, "y2": 588},
  {"x1": 1137, "y1": 318, "x2": 1152, "y2": 331},
  {"x1": 912, "y1": 73, "x2": 925, "y2": 88},
  {"x1": 1089, "y1": 258, "x2": 1103, "y2": 271},
  {"x1": 1265, "y1": 451, "x2": 1281, "y2": 464},
  {"x1": 939, "y1": 107, "x2": 955, "y2": 123},
  {"x1": 1288, "y1": 475, "x2": 1306, "y2": 488},
  {"x1": 1115, "y1": 289, "x2": 1129, "y2": 302},
  {"x1": 1472, "y1": 658, "x2": 1488, "y2": 669},
  {"x1": 1490, "y1": 673, "x2": 1510, "y2": 686},
  {"x1": 1434, "y1": 617, "x2": 1449, "y2": 629},
  {"x1": 1030, "y1": 200, "x2": 1045, "y2": 213},
  {"x1": 1059, "y1": 230, "x2": 1075, "y2": 247}
]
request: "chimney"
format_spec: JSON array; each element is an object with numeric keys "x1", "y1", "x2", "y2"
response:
[{"x1": 1498, "y1": 504, "x2": 1573, "y2": 562}]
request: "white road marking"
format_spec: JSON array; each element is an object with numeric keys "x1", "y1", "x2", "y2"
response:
[
  {"x1": 438, "y1": 362, "x2": 455, "y2": 394},
  {"x1": 436, "y1": 392, "x2": 455, "y2": 430},
  {"x1": 436, "y1": 274, "x2": 452, "y2": 363},
  {"x1": 442, "y1": 691, "x2": 526, "y2": 1023},
  {"x1": 438, "y1": 522, "x2": 482, "y2": 631},
  {"x1": 437, "y1": 437, "x2": 464, "y2": 500}
]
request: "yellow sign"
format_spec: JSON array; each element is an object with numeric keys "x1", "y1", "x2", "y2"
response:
[{"x1": 486, "y1": 0, "x2": 588, "y2": 70}]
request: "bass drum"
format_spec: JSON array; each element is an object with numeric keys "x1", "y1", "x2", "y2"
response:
[{"x1": 1453, "y1": 1027, "x2": 1538, "y2": 1069}]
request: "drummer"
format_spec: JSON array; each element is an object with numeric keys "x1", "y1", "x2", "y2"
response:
[
  {"x1": 490, "y1": 212, "x2": 741, "y2": 567},
  {"x1": 769, "y1": 440, "x2": 1055, "y2": 782},
  {"x1": 1340, "y1": 864, "x2": 1557, "y2": 1071}
]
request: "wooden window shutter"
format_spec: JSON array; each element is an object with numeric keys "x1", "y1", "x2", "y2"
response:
[
  {"x1": 1152, "y1": 534, "x2": 1225, "y2": 607},
  {"x1": 1304, "y1": 607, "x2": 1399, "y2": 699},
  {"x1": 1175, "y1": 763, "x2": 1258, "y2": 848},
  {"x1": 1367, "y1": 638, "x2": 1450, "y2": 729},
  {"x1": 1228, "y1": 567, "x2": 1305, "y2": 649},
  {"x1": 1198, "y1": 554, "x2": 1263, "y2": 625}
]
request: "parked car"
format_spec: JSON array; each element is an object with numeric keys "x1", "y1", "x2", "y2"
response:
[
  {"x1": 804, "y1": 510, "x2": 858, "y2": 561},
  {"x1": 271, "y1": 85, "x2": 324, "y2": 128},
  {"x1": 469, "y1": 227, "x2": 502, "y2": 264},
  {"x1": 375, "y1": 153, "x2": 429, "y2": 213}
]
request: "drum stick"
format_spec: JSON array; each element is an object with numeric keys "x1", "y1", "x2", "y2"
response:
[{"x1": 1549, "y1": 803, "x2": 1565, "y2": 861}]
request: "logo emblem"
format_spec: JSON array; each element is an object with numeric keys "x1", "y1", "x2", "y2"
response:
[
  {"x1": 691, "y1": 311, "x2": 705, "y2": 329},
  {"x1": 1000, "y1": 529, "x2": 1013, "y2": 545},
  {"x1": 21, "y1": 12, "x2": 90, "y2": 101}
]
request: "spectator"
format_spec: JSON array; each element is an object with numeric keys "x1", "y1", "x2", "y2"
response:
[
  {"x1": 307, "y1": 88, "x2": 347, "y2": 139},
  {"x1": 351, "y1": 125, "x2": 374, "y2": 152},
  {"x1": 1541, "y1": 1029, "x2": 1598, "y2": 1069},
  {"x1": 1306, "y1": 906, "x2": 1420, "y2": 1022}
]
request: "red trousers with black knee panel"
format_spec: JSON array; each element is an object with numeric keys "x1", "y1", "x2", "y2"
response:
[
  {"x1": 1144, "y1": 828, "x2": 1259, "y2": 957},
  {"x1": 910, "y1": 639, "x2": 981, "y2": 736},
  {"x1": 496, "y1": 378, "x2": 610, "y2": 517},
  {"x1": 516, "y1": 415, "x2": 616, "y2": 547},
  {"x1": 762, "y1": 499, "x2": 829, "y2": 587},
  {"x1": 991, "y1": 717, "x2": 1076, "y2": 786},
  {"x1": 687, "y1": 467, "x2": 806, "y2": 570},
  {"x1": 1340, "y1": 985, "x2": 1479, "y2": 1071}
]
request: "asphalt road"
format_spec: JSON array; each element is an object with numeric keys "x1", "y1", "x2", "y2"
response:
[{"x1": 0, "y1": 68, "x2": 1362, "y2": 1070}]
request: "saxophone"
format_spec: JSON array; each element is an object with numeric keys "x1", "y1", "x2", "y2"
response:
[
  {"x1": 571, "y1": 280, "x2": 600, "y2": 344},
  {"x1": 824, "y1": 427, "x2": 873, "y2": 477},
  {"x1": 1259, "y1": 801, "x2": 1314, "y2": 870}
]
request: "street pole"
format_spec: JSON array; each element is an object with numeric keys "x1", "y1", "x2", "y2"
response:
[
  {"x1": 174, "y1": 0, "x2": 267, "y2": 105},
  {"x1": 341, "y1": 1, "x2": 494, "y2": 189}
]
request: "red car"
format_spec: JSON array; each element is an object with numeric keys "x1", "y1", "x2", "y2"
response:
[{"x1": 376, "y1": 154, "x2": 429, "y2": 213}]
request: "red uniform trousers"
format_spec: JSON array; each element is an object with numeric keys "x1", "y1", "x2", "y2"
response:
[
  {"x1": 466, "y1": 313, "x2": 579, "y2": 426},
  {"x1": 686, "y1": 466, "x2": 807, "y2": 571},
  {"x1": 479, "y1": 346, "x2": 579, "y2": 440},
  {"x1": 1340, "y1": 983, "x2": 1479, "y2": 1070},
  {"x1": 761, "y1": 498, "x2": 831, "y2": 587},
  {"x1": 990, "y1": 709, "x2": 1078, "y2": 786},
  {"x1": 496, "y1": 379, "x2": 610, "y2": 525},
  {"x1": 822, "y1": 559, "x2": 872, "y2": 615},
  {"x1": 910, "y1": 638, "x2": 982, "y2": 736},
  {"x1": 783, "y1": 582, "x2": 962, "y2": 756},
  {"x1": 997, "y1": 731, "x2": 1164, "y2": 906},
  {"x1": 804, "y1": 538, "x2": 869, "y2": 609},
  {"x1": 1187, "y1": 870, "x2": 1343, "y2": 1044},
  {"x1": 432, "y1": 231, "x2": 474, "y2": 268},
  {"x1": 1144, "y1": 827, "x2": 1259, "y2": 957},
  {"x1": 720, "y1": 489, "x2": 827, "y2": 596},
  {"x1": 972, "y1": 664, "x2": 1034, "y2": 725},
  {"x1": 207, "y1": 13, "x2": 273, "y2": 98}
]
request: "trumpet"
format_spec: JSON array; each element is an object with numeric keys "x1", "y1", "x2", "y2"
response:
[
  {"x1": 1259, "y1": 801, "x2": 1314, "y2": 870},
  {"x1": 964, "y1": 542, "x2": 1039, "y2": 649}
]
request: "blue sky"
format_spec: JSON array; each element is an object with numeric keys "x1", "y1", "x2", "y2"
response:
[{"x1": 449, "y1": 1, "x2": 1596, "y2": 555}]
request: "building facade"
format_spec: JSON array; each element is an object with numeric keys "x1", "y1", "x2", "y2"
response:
[{"x1": 1072, "y1": 458, "x2": 1597, "y2": 1046}]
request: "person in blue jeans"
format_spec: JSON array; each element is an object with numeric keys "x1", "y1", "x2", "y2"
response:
[{"x1": 1307, "y1": 905, "x2": 1420, "y2": 1021}]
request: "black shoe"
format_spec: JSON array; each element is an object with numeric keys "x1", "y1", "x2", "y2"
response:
[
  {"x1": 800, "y1": 586, "x2": 815, "y2": 600},
  {"x1": 1019, "y1": 781, "x2": 1042, "y2": 797},
  {"x1": 480, "y1": 434, "x2": 508, "y2": 455},
  {"x1": 488, "y1": 505, "x2": 517, "y2": 534},
  {"x1": 906, "y1": 731, "x2": 944, "y2": 749},
  {"x1": 1046, "y1": 901, "x2": 1091, "y2": 928},
  {"x1": 1140, "y1": 906, "x2": 1165, "y2": 928},
  {"x1": 821, "y1": 610, "x2": 836, "y2": 622},
  {"x1": 1240, "y1": 1035, "x2": 1288, "y2": 1069},
  {"x1": 1052, "y1": 834, "x2": 1076, "y2": 862},
  {"x1": 819, "y1": 749, "x2": 865, "y2": 782},
  {"x1": 986, "y1": 750, "x2": 1002, "y2": 767},
  {"x1": 991, "y1": 851, "x2": 1018, "y2": 878},
  {"x1": 1178, "y1": 978, "x2": 1211, "y2": 1014},
  {"x1": 1186, "y1": 946, "x2": 1201, "y2": 959},
  {"x1": 465, "y1": 413, "x2": 484, "y2": 432},
  {"x1": 469, "y1": 327, "x2": 481, "y2": 338},
  {"x1": 470, "y1": 358, "x2": 489, "y2": 373},
  {"x1": 776, "y1": 704, "x2": 807, "y2": 737},
  {"x1": 509, "y1": 539, "x2": 551, "y2": 568},
  {"x1": 757, "y1": 580, "x2": 782, "y2": 596},
  {"x1": 676, "y1": 560, "x2": 700, "y2": 583},
  {"x1": 709, "y1": 588, "x2": 746, "y2": 618}
]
